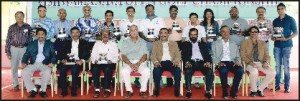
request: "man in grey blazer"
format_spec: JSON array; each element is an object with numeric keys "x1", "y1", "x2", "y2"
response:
[{"x1": 211, "y1": 25, "x2": 244, "y2": 99}]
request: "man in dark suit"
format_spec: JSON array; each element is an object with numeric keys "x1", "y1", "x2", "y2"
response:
[
  {"x1": 57, "y1": 27, "x2": 89, "y2": 97},
  {"x1": 182, "y1": 28, "x2": 214, "y2": 99}
]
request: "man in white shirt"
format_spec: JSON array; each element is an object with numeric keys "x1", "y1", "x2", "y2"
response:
[
  {"x1": 90, "y1": 29, "x2": 118, "y2": 98},
  {"x1": 182, "y1": 12, "x2": 207, "y2": 43}
]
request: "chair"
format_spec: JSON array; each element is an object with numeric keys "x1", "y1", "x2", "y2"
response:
[
  {"x1": 120, "y1": 61, "x2": 152, "y2": 96},
  {"x1": 53, "y1": 60, "x2": 85, "y2": 96},
  {"x1": 21, "y1": 65, "x2": 55, "y2": 98},
  {"x1": 213, "y1": 64, "x2": 245, "y2": 96},
  {"x1": 243, "y1": 62, "x2": 275, "y2": 96},
  {"x1": 86, "y1": 60, "x2": 119, "y2": 96},
  {"x1": 150, "y1": 61, "x2": 184, "y2": 96}
]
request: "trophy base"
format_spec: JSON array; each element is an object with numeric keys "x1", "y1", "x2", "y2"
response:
[
  {"x1": 273, "y1": 34, "x2": 283, "y2": 38},
  {"x1": 88, "y1": 38, "x2": 96, "y2": 42},
  {"x1": 96, "y1": 61, "x2": 108, "y2": 64},
  {"x1": 65, "y1": 62, "x2": 76, "y2": 65},
  {"x1": 114, "y1": 32, "x2": 121, "y2": 36},
  {"x1": 57, "y1": 34, "x2": 67, "y2": 39},
  {"x1": 85, "y1": 34, "x2": 92, "y2": 38},
  {"x1": 172, "y1": 27, "x2": 180, "y2": 30},
  {"x1": 207, "y1": 34, "x2": 216, "y2": 37},
  {"x1": 208, "y1": 39, "x2": 214, "y2": 42},
  {"x1": 260, "y1": 28, "x2": 268, "y2": 31},
  {"x1": 147, "y1": 35, "x2": 156, "y2": 39}
]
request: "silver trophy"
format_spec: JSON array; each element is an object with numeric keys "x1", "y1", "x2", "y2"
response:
[
  {"x1": 231, "y1": 23, "x2": 240, "y2": 34},
  {"x1": 96, "y1": 53, "x2": 108, "y2": 64},
  {"x1": 147, "y1": 28, "x2": 156, "y2": 38},
  {"x1": 66, "y1": 53, "x2": 76, "y2": 65},
  {"x1": 259, "y1": 22, "x2": 268, "y2": 31},
  {"x1": 84, "y1": 28, "x2": 96, "y2": 42},
  {"x1": 113, "y1": 26, "x2": 121, "y2": 36},
  {"x1": 273, "y1": 27, "x2": 283, "y2": 38},
  {"x1": 125, "y1": 25, "x2": 131, "y2": 38},
  {"x1": 172, "y1": 21, "x2": 180, "y2": 30},
  {"x1": 207, "y1": 27, "x2": 216, "y2": 37},
  {"x1": 57, "y1": 28, "x2": 67, "y2": 39}
]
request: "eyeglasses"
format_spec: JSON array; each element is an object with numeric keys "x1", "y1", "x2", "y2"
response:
[
  {"x1": 277, "y1": 8, "x2": 284, "y2": 10},
  {"x1": 250, "y1": 31, "x2": 258, "y2": 33}
]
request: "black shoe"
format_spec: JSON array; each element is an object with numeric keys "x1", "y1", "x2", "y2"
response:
[
  {"x1": 275, "y1": 86, "x2": 280, "y2": 91},
  {"x1": 13, "y1": 85, "x2": 19, "y2": 91},
  {"x1": 257, "y1": 90, "x2": 265, "y2": 97},
  {"x1": 153, "y1": 89, "x2": 159, "y2": 97},
  {"x1": 174, "y1": 89, "x2": 182, "y2": 97},
  {"x1": 93, "y1": 91, "x2": 100, "y2": 98},
  {"x1": 125, "y1": 91, "x2": 133, "y2": 99},
  {"x1": 284, "y1": 87, "x2": 290, "y2": 93},
  {"x1": 39, "y1": 91, "x2": 48, "y2": 98},
  {"x1": 223, "y1": 95, "x2": 228, "y2": 99},
  {"x1": 167, "y1": 78, "x2": 173, "y2": 87},
  {"x1": 185, "y1": 92, "x2": 192, "y2": 99},
  {"x1": 134, "y1": 80, "x2": 141, "y2": 88},
  {"x1": 71, "y1": 94, "x2": 77, "y2": 98},
  {"x1": 59, "y1": 92, "x2": 68, "y2": 98},
  {"x1": 204, "y1": 92, "x2": 213, "y2": 99},
  {"x1": 27, "y1": 90, "x2": 37, "y2": 98},
  {"x1": 230, "y1": 94, "x2": 237, "y2": 99},
  {"x1": 139, "y1": 92, "x2": 147, "y2": 98},
  {"x1": 250, "y1": 91, "x2": 256, "y2": 97},
  {"x1": 103, "y1": 90, "x2": 111, "y2": 98}
]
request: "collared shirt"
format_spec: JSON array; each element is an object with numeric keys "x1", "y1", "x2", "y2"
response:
[
  {"x1": 253, "y1": 43, "x2": 259, "y2": 62},
  {"x1": 140, "y1": 15, "x2": 166, "y2": 38},
  {"x1": 71, "y1": 39, "x2": 79, "y2": 60},
  {"x1": 161, "y1": 41, "x2": 172, "y2": 61},
  {"x1": 91, "y1": 40, "x2": 119, "y2": 63},
  {"x1": 273, "y1": 14, "x2": 298, "y2": 48},
  {"x1": 53, "y1": 19, "x2": 74, "y2": 37},
  {"x1": 221, "y1": 17, "x2": 249, "y2": 35},
  {"x1": 119, "y1": 18, "x2": 142, "y2": 38},
  {"x1": 121, "y1": 37, "x2": 148, "y2": 60},
  {"x1": 191, "y1": 42, "x2": 203, "y2": 60},
  {"x1": 36, "y1": 41, "x2": 45, "y2": 63},
  {"x1": 32, "y1": 17, "x2": 55, "y2": 40},
  {"x1": 249, "y1": 18, "x2": 273, "y2": 41},
  {"x1": 221, "y1": 39, "x2": 231, "y2": 61},
  {"x1": 5, "y1": 23, "x2": 32, "y2": 56},
  {"x1": 75, "y1": 16, "x2": 99, "y2": 35},
  {"x1": 182, "y1": 24, "x2": 206, "y2": 42},
  {"x1": 164, "y1": 17, "x2": 185, "y2": 41}
]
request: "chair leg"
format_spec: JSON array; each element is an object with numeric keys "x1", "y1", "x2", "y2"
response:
[
  {"x1": 51, "y1": 75, "x2": 53, "y2": 97},
  {"x1": 114, "y1": 76, "x2": 117, "y2": 96},
  {"x1": 246, "y1": 75, "x2": 248, "y2": 96},
  {"x1": 242, "y1": 74, "x2": 244, "y2": 96},
  {"x1": 81, "y1": 73, "x2": 83, "y2": 96},
  {"x1": 149, "y1": 77, "x2": 152, "y2": 96},
  {"x1": 55, "y1": 76, "x2": 58, "y2": 95},
  {"x1": 120, "y1": 77, "x2": 123, "y2": 96},
  {"x1": 204, "y1": 77, "x2": 206, "y2": 91},
  {"x1": 21, "y1": 79, "x2": 24, "y2": 98},
  {"x1": 86, "y1": 75, "x2": 89, "y2": 95},
  {"x1": 273, "y1": 79, "x2": 275, "y2": 95},
  {"x1": 213, "y1": 75, "x2": 216, "y2": 97}
]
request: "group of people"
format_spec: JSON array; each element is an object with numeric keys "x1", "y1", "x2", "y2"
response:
[{"x1": 5, "y1": 2, "x2": 298, "y2": 99}]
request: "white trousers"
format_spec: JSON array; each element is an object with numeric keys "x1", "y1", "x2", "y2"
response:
[
  {"x1": 120, "y1": 60, "x2": 150, "y2": 92},
  {"x1": 247, "y1": 62, "x2": 276, "y2": 92}
]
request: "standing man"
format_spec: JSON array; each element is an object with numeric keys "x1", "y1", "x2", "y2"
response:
[
  {"x1": 21, "y1": 28, "x2": 56, "y2": 98},
  {"x1": 221, "y1": 6, "x2": 249, "y2": 47},
  {"x1": 211, "y1": 25, "x2": 244, "y2": 99},
  {"x1": 120, "y1": 25, "x2": 150, "y2": 99},
  {"x1": 5, "y1": 11, "x2": 32, "y2": 91},
  {"x1": 95, "y1": 10, "x2": 117, "y2": 40},
  {"x1": 182, "y1": 12, "x2": 206, "y2": 43},
  {"x1": 272, "y1": 3, "x2": 298, "y2": 93},
  {"x1": 151, "y1": 28, "x2": 182, "y2": 98}
]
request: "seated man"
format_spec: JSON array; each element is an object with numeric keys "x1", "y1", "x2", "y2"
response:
[
  {"x1": 211, "y1": 25, "x2": 244, "y2": 99},
  {"x1": 58, "y1": 27, "x2": 89, "y2": 98},
  {"x1": 151, "y1": 28, "x2": 182, "y2": 98},
  {"x1": 240, "y1": 26, "x2": 276, "y2": 97},
  {"x1": 90, "y1": 29, "x2": 118, "y2": 98},
  {"x1": 182, "y1": 28, "x2": 214, "y2": 99},
  {"x1": 21, "y1": 28, "x2": 56, "y2": 98},
  {"x1": 120, "y1": 25, "x2": 150, "y2": 99}
]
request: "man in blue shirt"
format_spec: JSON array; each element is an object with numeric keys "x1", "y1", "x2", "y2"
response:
[{"x1": 272, "y1": 3, "x2": 298, "y2": 93}]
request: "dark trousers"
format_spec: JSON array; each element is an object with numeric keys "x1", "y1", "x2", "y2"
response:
[
  {"x1": 153, "y1": 61, "x2": 181, "y2": 90},
  {"x1": 217, "y1": 61, "x2": 244, "y2": 96},
  {"x1": 91, "y1": 64, "x2": 116, "y2": 90},
  {"x1": 184, "y1": 60, "x2": 214, "y2": 91},
  {"x1": 59, "y1": 65, "x2": 82, "y2": 95}
]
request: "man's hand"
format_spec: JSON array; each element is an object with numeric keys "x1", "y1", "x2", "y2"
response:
[
  {"x1": 262, "y1": 62, "x2": 269, "y2": 69},
  {"x1": 176, "y1": 29, "x2": 182, "y2": 33},
  {"x1": 22, "y1": 64, "x2": 27, "y2": 69},
  {"x1": 107, "y1": 60, "x2": 112, "y2": 64},
  {"x1": 218, "y1": 62, "x2": 226, "y2": 67},
  {"x1": 76, "y1": 60, "x2": 84, "y2": 65},
  {"x1": 172, "y1": 61, "x2": 180, "y2": 67},
  {"x1": 203, "y1": 62, "x2": 211, "y2": 68},
  {"x1": 250, "y1": 62, "x2": 258, "y2": 68},
  {"x1": 48, "y1": 63, "x2": 53, "y2": 68},
  {"x1": 234, "y1": 60, "x2": 241, "y2": 67},
  {"x1": 7, "y1": 56, "x2": 11, "y2": 60},
  {"x1": 61, "y1": 59, "x2": 67, "y2": 64},
  {"x1": 147, "y1": 38, "x2": 156, "y2": 42},
  {"x1": 185, "y1": 62, "x2": 192, "y2": 68},
  {"x1": 276, "y1": 37, "x2": 288, "y2": 41},
  {"x1": 154, "y1": 62, "x2": 161, "y2": 68}
]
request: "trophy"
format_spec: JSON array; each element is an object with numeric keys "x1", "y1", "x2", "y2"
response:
[
  {"x1": 273, "y1": 27, "x2": 283, "y2": 38},
  {"x1": 96, "y1": 53, "x2": 108, "y2": 64},
  {"x1": 66, "y1": 53, "x2": 76, "y2": 65},
  {"x1": 172, "y1": 21, "x2": 180, "y2": 30},
  {"x1": 258, "y1": 22, "x2": 268, "y2": 32},
  {"x1": 57, "y1": 28, "x2": 67, "y2": 39},
  {"x1": 230, "y1": 23, "x2": 241, "y2": 34},
  {"x1": 125, "y1": 25, "x2": 131, "y2": 38},
  {"x1": 113, "y1": 26, "x2": 121, "y2": 36},
  {"x1": 84, "y1": 28, "x2": 92, "y2": 38},
  {"x1": 32, "y1": 24, "x2": 42, "y2": 34},
  {"x1": 207, "y1": 27, "x2": 216, "y2": 42},
  {"x1": 147, "y1": 28, "x2": 156, "y2": 38}
]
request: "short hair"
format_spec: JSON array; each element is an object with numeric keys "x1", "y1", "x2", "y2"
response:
[
  {"x1": 220, "y1": 25, "x2": 230, "y2": 31},
  {"x1": 105, "y1": 10, "x2": 114, "y2": 17},
  {"x1": 100, "y1": 29, "x2": 110, "y2": 36},
  {"x1": 169, "y1": 5, "x2": 178, "y2": 11},
  {"x1": 189, "y1": 12, "x2": 198, "y2": 18},
  {"x1": 189, "y1": 28, "x2": 198, "y2": 36},
  {"x1": 82, "y1": 5, "x2": 91, "y2": 10},
  {"x1": 15, "y1": 11, "x2": 24, "y2": 17},
  {"x1": 58, "y1": 8, "x2": 66, "y2": 12},
  {"x1": 256, "y1": 6, "x2": 266, "y2": 13},
  {"x1": 37, "y1": 5, "x2": 46, "y2": 10},
  {"x1": 126, "y1": 6, "x2": 135, "y2": 12},
  {"x1": 248, "y1": 26, "x2": 260, "y2": 33},
  {"x1": 230, "y1": 6, "x2": 238, "y2": 11},
  {"x1": 145, "y1": 4, "x2": 155, "y2": 10},
  {"x1": 159, "y1": 28, "x2": 170, "y2": 34},
  {"x1": 36, "y1": 28, "x2": 47, "y2": 35},
  {"x1": 70, "y1": 27, "x2": 80, "y2": 33},
  {"x1": 277, "y1": 3, "x2": 286, "y2": 9}
]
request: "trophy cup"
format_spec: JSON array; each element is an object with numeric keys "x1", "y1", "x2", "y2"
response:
[
  {"x1": 96, "y1": 53, "x2": 108, "y2": 64},
  {"x1": 113, "y1": 26, "x2": 121, "y2": 36},
  {"x1": 259, "y1": 22, "x2": 268, "y2": 32},
  {"x1": 147, "y1": 28, "x2": 156, "y2": 38},
  {"x1": 172, "y1": 21, "x2": 180, "y2": 30},
  {"x1": 207, "y1": 27, "x2": 216, "y2": 42},
  {"x1": 125, "y1": 25, "x2": 131, "y2": 38},
  {"x1": 57, "y1": 28, "x2": 67, "y2": 39},
  {"x1": 272, "y1": 27, "x2": 283, "y2": 38},
  {"x1": 231, "y1": 23, "x2": 240, "y2": 34},
  {"x1": 66, "y1": 53, "x2": 76, "y2": 65}
]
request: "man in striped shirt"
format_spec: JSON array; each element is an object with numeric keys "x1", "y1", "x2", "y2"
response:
[{"x1": 5, "y1": 11, "x2": 32, "y2": 91}]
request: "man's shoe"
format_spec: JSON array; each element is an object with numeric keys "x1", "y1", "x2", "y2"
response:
[
  {"x1": 59, "y1": 92, "x2": 68, "y2": 98},
  {"x1": 223, "y1": 95, "x2": 228, "y2": 99},
  {"x1": 153, "y1": 89, "x2": 159, "y2": 97},
  {"x1": 230, "y1": 94, "x2": 237, "y2": 99},
  {"x1": 134, "y1": 80, "x2": 141, "y2": 88},
  {"x1": 13, "y1": 85, "x2": 19, "y2": 91},
  {"x1": 71, "y1": 94, "x2": 77, "y2": 98},
  {"x1": 257, "y1": 90, "x2": 265, "y2": 97},
  {"x1": 185, "y1": 92, "x2": 192, "y2": 99},
  {"x1": 93, "y1": 91, "x2": 100, "y2": 98},
  {"x1": 139, "y1": 92, "x2": 147, "y2": 98},
  {"x1": 250, "y1": 91, "x2": 256, "y2": 97},
  {"x1": 194, "y1": 83, "x2": 201, "y2": 89},
  {"x1": 204, "y1": 92, "x2": 213, "y2": 99},
  {"x1": 284, "y1": 87, "x2": 290, "y2": 93},
  {"x1": 174, "y1": 89, "x2": 182, "y2": 97},
  {"x1": 125, "y1": 91, "x2": 133, "y2": 99},
  {"x1": 27, "y1": 90, "x2": 37, "y2": 98},
  {"x1": 275, "y1": 86, "x2": 280, "y2": 91},
  {"x1": 39, "y1": 91, "x2": 48, "y2": 98},
  {"x1": 103, "y1": 90, "x2": 111, "y2": 98}
]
